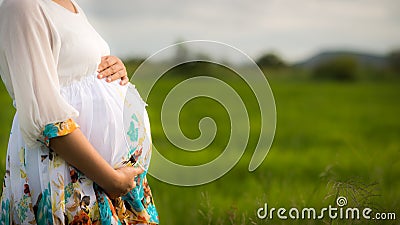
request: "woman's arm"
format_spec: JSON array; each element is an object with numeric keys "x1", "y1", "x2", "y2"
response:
[
  {"x1": 0, "y1": 1, "x2": 140, "y2": 198},
  {"x1": 49, "y1": 128, "x2": 143, "y2": 199}
]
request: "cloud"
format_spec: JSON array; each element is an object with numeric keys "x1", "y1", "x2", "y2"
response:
[
  {"x1": 2, "y1": 0, "x2": 399, "y2": 62},
  {"x1": 75, "y1": 0, "x2": 400, "y2": 62}
]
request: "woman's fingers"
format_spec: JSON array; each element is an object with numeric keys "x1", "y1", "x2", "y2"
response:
[
  {"x1": 98, "y1": 56, "x2": 118, "y2": 73},
  {"x1": 120, "y1": 75, "x2": 130, "y2": 85},
  {"x1": 100, "y1": 64, "x2": 124, "y2": 81},
  {"x1": 107, "y1": 166, "x2": 145, "y2": 199},
  {"x1": 97, "y1": 55, "x2": 128, "y2": 85},
  {"x1": 98, "y1": 60, "x2": 124, "y2": 79}
]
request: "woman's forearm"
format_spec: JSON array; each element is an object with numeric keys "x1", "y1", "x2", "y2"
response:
[{"x1": 48, "y1": 128, "x2": 121, "y2": 194}]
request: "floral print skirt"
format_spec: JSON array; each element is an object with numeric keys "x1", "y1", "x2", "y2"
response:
[{"x1": 0, "y1": 74, "x2": 159, "y2": 224}]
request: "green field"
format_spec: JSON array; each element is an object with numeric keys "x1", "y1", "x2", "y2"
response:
[{"x1": 1, "y1": 71, "x2": 399, "y2": 224}]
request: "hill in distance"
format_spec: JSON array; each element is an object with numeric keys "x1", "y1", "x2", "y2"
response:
[{"x1": 295, "y1": 50, "x2": 387, "y2": 69}]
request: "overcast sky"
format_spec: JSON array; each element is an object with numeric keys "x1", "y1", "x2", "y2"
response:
[
  {"x1": 74, "y1": 0, "x2": 400, "y2": 63},
  {"x1": 2, "y1": 0, "x2": 399, "y2": 63}
]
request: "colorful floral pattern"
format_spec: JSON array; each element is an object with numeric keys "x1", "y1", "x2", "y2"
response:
[
  {"x1": 0, "y1": 116, "x2": 158, "y2": 224},
  {"x1": 34, "y1": 184, "x2": 54, "y2": 224},
  {"x1": 42, "y1": 118, "x2": 79, "y2": 147},
  {"x1": 0, "y1": 189, "x2": 10, "y2": 224}
]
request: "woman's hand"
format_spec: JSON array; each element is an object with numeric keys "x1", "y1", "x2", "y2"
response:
[
  {"x1": 105, "y1": 166, "x2": 144, "y2": 199},
  {"x1": 49, "y1": 129, "x2": 143, "y2": 200},
  {"x1": 97, "y1": 55, "x2": 129, "y2": 85}
]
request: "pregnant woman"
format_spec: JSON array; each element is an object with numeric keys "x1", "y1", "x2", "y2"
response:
[{"x1": 0, "y1": 0, "x2": 158, "y2": 224}]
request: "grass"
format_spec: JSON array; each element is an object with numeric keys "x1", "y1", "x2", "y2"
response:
[{"x1": 0, "y1": 70, "x2": 399, "y2": 224}]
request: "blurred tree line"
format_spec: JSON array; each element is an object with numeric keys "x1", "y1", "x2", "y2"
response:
[
  {"x1": 123, "y1": 46, "x2": 400, "y2": 82},
  {"x1": 311, "y1": 56, "x2": 358, "y2": 81},
  {"x1": 388, "y1": 50, "x2": 400, "y2": 73},
  {"x1": 256, "y1": 49, "x2": 400, "y2": 81}
]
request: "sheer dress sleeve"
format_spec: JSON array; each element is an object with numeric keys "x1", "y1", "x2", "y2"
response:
[{"x1": 0, "y1": 0, "x2": 79, "y2": 148}]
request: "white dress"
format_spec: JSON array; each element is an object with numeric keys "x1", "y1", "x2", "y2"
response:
[{"x1": 0, "y1": 0, "x2": 158, "y2": 224}]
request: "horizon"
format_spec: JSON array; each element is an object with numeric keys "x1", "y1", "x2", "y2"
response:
[{"x1": 120, "y1": 47, "x2": 393, "y2": 66}]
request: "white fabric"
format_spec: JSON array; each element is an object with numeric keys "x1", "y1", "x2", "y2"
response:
[
  {"x1": 59, "y1": 74, "x2": 150, "y2": 169},
  {"x1": 10, "y1": 73, "x2": 151, "y2": 216},
  {"x1": 0, "y1": 0, "x2": 110, "y2": 148},
  {"x1": 0, "y1": 0, "x2": 153, "y2": 211}
]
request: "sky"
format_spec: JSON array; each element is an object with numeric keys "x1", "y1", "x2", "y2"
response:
[
  {"x1": 2, "y1": 0, "x2": 400, "y2": 63},
  {"x1": 75, "y1": 0, "x2": 400, "y2": 63}
]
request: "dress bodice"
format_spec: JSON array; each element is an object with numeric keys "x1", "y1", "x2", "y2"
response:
[
  {"x1": 0, "y1": 0, "x2": 110, "y2": 147},
  {"x1": 39, "y1": 0, "x2": 110, "y2": 85}
]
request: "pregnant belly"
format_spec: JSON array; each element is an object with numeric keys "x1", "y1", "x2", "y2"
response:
[{"x1": 60, "y1": 74, "x2": 151, "y2": 169}]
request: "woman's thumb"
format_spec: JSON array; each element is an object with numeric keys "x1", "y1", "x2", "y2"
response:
[{"x1": 130, "y1": 167, "x2": 144, "y2": 176}]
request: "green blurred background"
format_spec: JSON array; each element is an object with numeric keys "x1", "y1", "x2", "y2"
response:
[
  {"x1": 2, "y1": 53, "x2": 400, "y2": 224},
  {"x1": 1, "y1": 0, "x2": 400, "y2": 224}
]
